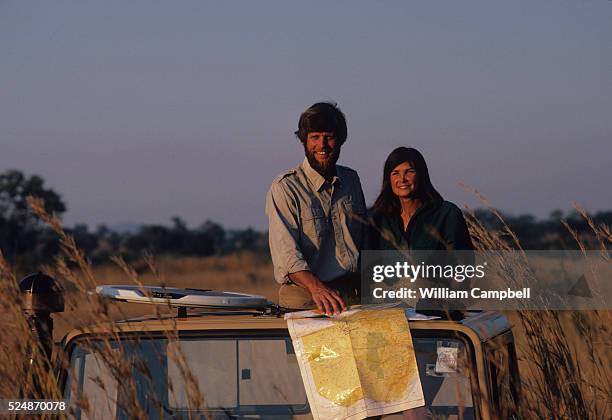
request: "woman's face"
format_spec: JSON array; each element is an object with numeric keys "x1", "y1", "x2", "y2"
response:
[{"x1": 390, "y1": 161, "x2": 418, "y2": 199}]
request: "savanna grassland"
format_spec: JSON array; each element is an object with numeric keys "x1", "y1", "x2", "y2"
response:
[
  {"x1": 0, "y1": 197, "x2": 610, "y2": 419},
  {"x1": 51, "y1": 252, "x2": 278, "y2": 341},
  {"x1": 41, "y1": 252, "x2": 610, "y2": 419}
]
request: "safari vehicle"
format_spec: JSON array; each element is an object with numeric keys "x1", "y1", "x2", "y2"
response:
[
  {"x1": 13, "y1": 273, "x2": 520, "y2": 420},
  {"x1": 49, "y1": 285, "x2": 521, "y2": 419}
]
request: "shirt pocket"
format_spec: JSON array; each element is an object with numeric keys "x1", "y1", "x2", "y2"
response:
[
  {"x1": 342, "y1": 199, "x2": 367, "y2": 239},
  {"x1": 300, "y1": 206, "x2": 329, "y2": 249}
]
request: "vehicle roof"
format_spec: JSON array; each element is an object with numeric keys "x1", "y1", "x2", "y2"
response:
[{"x1": 62, "y1": 310, "x2": 512, "y2": 345}]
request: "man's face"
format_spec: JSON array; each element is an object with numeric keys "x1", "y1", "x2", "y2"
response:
[{"x1": 304, "y1": 131, "x2": 341, "y2": 176}]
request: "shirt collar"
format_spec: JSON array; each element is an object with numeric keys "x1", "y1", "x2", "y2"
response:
[{"x1": 301, "y1": 157, "x2": 340, "y2": 191}]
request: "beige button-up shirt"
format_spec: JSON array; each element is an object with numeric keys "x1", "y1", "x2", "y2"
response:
[{"x1": 266, "y1": 158, "x2": 367, "y2": 284}]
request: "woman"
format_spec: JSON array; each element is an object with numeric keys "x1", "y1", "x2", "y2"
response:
[
  {"x1": 369, "y1": 147, "x2": 473, "y2": 251},
  {"x1": 368, "y1": 147, "x2": 474, "y2": 420}
]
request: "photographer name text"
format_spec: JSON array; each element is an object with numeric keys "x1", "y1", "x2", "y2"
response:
[{"x1": 372, "y1": 287, "x2": 531, "y2": 300}]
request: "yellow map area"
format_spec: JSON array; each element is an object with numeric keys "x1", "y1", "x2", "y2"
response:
[{"x1": 300, "y1": 308, "x2": 418, "y2": 407}]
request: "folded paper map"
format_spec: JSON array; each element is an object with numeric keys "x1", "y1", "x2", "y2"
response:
[{"x1": 286, "y1": 307, "x2": 425, "y2": 420}]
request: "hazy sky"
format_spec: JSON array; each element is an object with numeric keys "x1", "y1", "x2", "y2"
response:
[{"x1": 2, "y1": 1, "x2": 611, "y2": 230}]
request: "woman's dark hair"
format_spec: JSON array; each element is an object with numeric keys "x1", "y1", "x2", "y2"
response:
[
  {"x1": 372, "y1": 147, "x2": 443, "y2": 216},
  {"x1": 294, "y1": 102, "x2": 347, "y2": 145}
]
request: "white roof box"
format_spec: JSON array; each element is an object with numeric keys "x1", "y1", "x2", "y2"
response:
[{"x1": 96, "y1": 285, "x2": 273, "y2": 309}]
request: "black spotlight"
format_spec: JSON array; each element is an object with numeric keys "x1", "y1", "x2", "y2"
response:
[{"x1": 19, "y1": 272, "x2": 64, "y2": 360}]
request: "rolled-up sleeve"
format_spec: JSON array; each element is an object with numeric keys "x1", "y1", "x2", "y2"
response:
[{"x1": 265, "y1": 182, "x2": 310, "y2": 283}]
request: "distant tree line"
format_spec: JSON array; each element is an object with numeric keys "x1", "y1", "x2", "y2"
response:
[
  {"x1": 82, "y1": 218, "x2": 268, "y2": 263},
  {"x1": 470, "y1": 208, "x2": 611, "y2": 250},
  {"x1": 1, "y1": 169, "x2": 609, "y2": 270},
  {"x1": 0, "y1": 170, "x2": 268, "y2": 269}
]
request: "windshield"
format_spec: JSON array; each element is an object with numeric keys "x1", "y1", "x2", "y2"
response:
[{"x1": 63, "y1": 332, "x2": 474, "y2": 419}]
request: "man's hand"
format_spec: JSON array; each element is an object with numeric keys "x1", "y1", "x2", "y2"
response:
[{"x1": 288, "y1": 271, "x2": 347, "y2": 315}]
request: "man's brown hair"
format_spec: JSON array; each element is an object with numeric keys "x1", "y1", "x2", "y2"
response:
[{"x1": 294, "y1": 102, "x2": 348, "y2": 145}]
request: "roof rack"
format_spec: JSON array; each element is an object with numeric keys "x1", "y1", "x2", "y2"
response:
[{"x1": 96, "y1": 285, "x2": 280, "y2": 318}]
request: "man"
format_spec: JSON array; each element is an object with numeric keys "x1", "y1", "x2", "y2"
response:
[{"x1": 266, "y1": 102, "x2": 367, "y2": 315}]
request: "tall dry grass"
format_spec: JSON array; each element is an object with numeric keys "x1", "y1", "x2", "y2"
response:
[
  {"x1": 0, "y1": 197, "x2": 220, "y2": 419},
  {"x1": 463, "y1": 192, "x2": 611, "y2": 419},
  {"x1": 0, "y1": 195, "x2": 610, "y2": 419}
]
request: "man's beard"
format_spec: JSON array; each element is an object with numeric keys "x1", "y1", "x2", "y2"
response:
[{"x1": 304, "y1": 146, "x2": 340, "y2": 179}]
